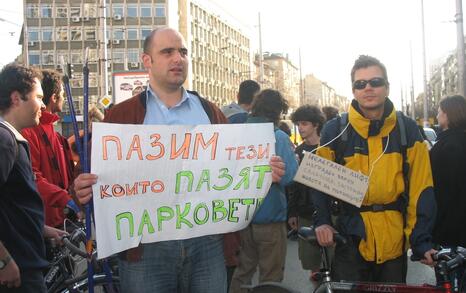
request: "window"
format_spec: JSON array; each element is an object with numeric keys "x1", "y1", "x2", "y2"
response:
[
  {"x1": 89, "y1": 73, "x2": 98, "y2": 87},
  {"x1": 83, "y1": 4, "x2": 97, "y2": 17},
  {"x1": 26, "y1": 4, "x2": 39, "y2": 18},
  {"x1": 42, "y1": 28, "x2": 53, "y2": 41},
  {"x1": 113, "y1": 28, "x2": 124, "y2": 40},
  {"x1": 71, "y1": 50, "x2": 82, "y2": 64},
  {"x1": 29, "y1": 52, "x2": 40, "y2": 65},
  {"x1": 85, "y1": 28, "x2": 96, "y2": 41},
  {"x1": 56, "y1": 28, "x2": 69, "y2": 41},
  {"x1": 127, "y1": 49, "x2": 140, "y2": 63},
  {"x1": 127, "y1": 28, "x2": 138, "y2": 40},
  {"x1": 57, "y1": 51, "x2": 69, "y2": 65},
  {"x1": 28, "y1": 29, "x2": 39, "y2": 41},
  {"x1": 140, "y1": 4, "x2": 151, "y2": 17},
  {"x1": 112, "y1": 4, "x2": 124, "y2": 17},
  {"x1": 155, "y1": 4, "x2": 165, "y2": 17},
  {"x1": 88, "y1": 49, "x2": 98, "y2": 63},
  {"x1": 56, "y1": 6, "x2": 68, "y2": 18},
  {"x1": 41, "y1": 4, "x2": 52, "y2": 18},
  {"x1": 141, "y1": 27, "x2": 152, "y2": 39},
  {"x1": 127, "y1": 4, "x2": 137, "y2": 18},
  {"x1": 42, "y1": 51, "x2": 54, "y2": 65},
  {"x1": 71, "y1": 27, "x2": 82, "y2": 41},
  {"x1": 112, "y1": 49, "x2": 125, "y2": 63},
  {"x1": 70, "y1": 6, "x2": 81, "y2": 18}
]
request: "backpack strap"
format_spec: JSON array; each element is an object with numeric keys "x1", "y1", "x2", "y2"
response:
[{"x1": 335, "y1": 112, "x2": 349, "y2": 165}]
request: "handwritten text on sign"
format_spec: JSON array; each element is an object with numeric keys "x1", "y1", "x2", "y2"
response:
[
  {"x1": 91, "y1": 123, "x2": 275, "y2": 259},
  {"x1": 294, "y1": 153, "x2": 368, "y2": 207}
]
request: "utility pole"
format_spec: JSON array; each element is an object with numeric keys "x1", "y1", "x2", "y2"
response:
[
  {"x1": 23, "y1": 1, "x2": 28, "y2": 65},
  {"x1": 99, "y1": 0, "x2": 109, "y2": 99},
  {"x1": 421, "y1": 0, "x2": 430, "y2": 126},
  {"x1": 258, "y1": 13, "x2": 264, "y2": 84},
  {"x1": 400, "y1": 85, "x2": 405, "y2": 114},
  {"x1": 410, "y1": 41, "x2": 416, "y2": 120},
  {"x1": 299, "y1": 48, "x2": 304, "y2": 106},
  {"x1": 456, "y1": 0, "x2": 466, "y2": 97}
]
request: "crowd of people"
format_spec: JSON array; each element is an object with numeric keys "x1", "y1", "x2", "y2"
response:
[{"x1": 1, "y1": 26, "x2": 465, "y2": 293}]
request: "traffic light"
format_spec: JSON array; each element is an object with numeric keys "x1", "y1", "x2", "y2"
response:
[{"x1": 66, "y1": 63, "x2": 74, "y2": 78}]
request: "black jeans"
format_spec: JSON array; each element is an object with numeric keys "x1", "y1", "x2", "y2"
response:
[
  {"x1": 331, "y1": 236, "x2": 407, "y2": 282},
  {"x1": 0, "y1": 269, "x2": 46, "y2": 293}
]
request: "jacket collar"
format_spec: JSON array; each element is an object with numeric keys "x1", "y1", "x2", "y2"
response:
[
  {"x1": 348, "y1": 98, "x2": 396, "y2": 139},
  {"x1": 39, "y1": 111, "x2": 60, "y2": 125},
  {"x1": 0, "y1": 118, "x2": 27, "y2": 142}
]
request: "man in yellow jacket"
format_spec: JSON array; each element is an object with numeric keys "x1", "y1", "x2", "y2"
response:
[{"x1": 313, "y1": 55, "x2": 436, "y2": 282}]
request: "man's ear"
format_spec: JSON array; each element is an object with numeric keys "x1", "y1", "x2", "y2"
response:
[
  {"x1": 10, "y1": 91, "x2": 22, "y2": 107},
  {"x1": 142, "y1": 53, "x2": 152, "y2": 69},
  {"x1": 50, "y1": 93, "x2": 57, "y2": 103}
]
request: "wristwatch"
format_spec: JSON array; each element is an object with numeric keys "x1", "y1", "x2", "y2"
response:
[{"x1": 0, "y1": 255, "x2": 12, "y2": 270}]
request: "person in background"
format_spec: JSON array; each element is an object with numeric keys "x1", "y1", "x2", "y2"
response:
[
  {"x1": 221, "y1": 80, "x2": 260, "y2": 124},
  {"x1": 430, "y1": 95, "x2": 466, "y2": 287},
  {"x1": 72, "y1": 27, "x2": 286, "y2": 293},
  {"x1": 287, "y1": 104, "x2": 328, "y2": 282},
  {"x1": 21, "y1": 69, "x2": 79, "y2": 228},
  {"x1": 230, "y1": 89, "x2": 298, "y2": 293},
  {"x1": 0, "y1": 63, "x2": 66, "y2": 292},
  {"x1": 321, "y1": 105, "x2": 339, "y2": 122}
]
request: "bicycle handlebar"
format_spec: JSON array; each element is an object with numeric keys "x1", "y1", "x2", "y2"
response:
[
  {"x1": 293, "y1": 226, "x2": 347, "y2": 245},
  {"x1": 62, "y1": 237, "x2": 88, "y2": 258}
]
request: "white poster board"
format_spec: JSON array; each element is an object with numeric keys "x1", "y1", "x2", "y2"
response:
[
  {"x1": 91, "y1": 123, "x2": 275, "y2": 258},
  {"x1": 112, "y1": 71, "x2": 149, "y2": 104},
  {"x1": 294, "y1": 153, "x2": 369, "y2": 207}
]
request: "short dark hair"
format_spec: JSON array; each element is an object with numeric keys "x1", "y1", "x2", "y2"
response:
[
  {"x1": 439, "y1": 95, "x2": 466, "y2": 130},
  {"x1": 250, "y1": 89, "x2": 289, "y2": 125},
  {"x1": 41, "y1": 69, "x2": 62, "y2": 106},
  {"x1": 237, "y1": 80, "x2": 260, "y2": 105},
  {"x1": 0, "y1": 63, "x2": 42, "y2": 111},
  {"x1": 351, "y1": 55, "x2": 389, "y2": 85},
  {"x1": 321, "y1": 106, "x2": 339, "y2": 121},
  {"x1": 291, "y1": 104, "x2": 326, "y2": 135}
]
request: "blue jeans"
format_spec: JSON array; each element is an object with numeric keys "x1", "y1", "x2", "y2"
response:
[{"x1": 119, "y1": 235, "x2": 226, "y2": 293}]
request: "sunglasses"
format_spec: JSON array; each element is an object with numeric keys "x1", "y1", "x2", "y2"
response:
[{"x1": 352, "y1": 77, "x2": 386, "y2": 90}]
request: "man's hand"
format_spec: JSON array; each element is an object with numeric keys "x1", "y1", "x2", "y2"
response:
[
  {"x1": 44, "y1": 225, "x2": 68, "y2": 244},
  {"x1": 420, "y1": 248, "x2": 437, "y2": 266},
  {"x1": 288, "y1": 217, "x2": 298, "y2": 230},
  {"x1": 73, "y1": 173, "x2": 98, "y2": 205},
  {"x1": 0, "y1": 259, "x2": 20, "y2": 288},
  {"x1": 270, "y1": 155, "x2": 285, "y2": 183},
  {"x1": 314, "y1": 224, "x2": 336, "y2": 247}
]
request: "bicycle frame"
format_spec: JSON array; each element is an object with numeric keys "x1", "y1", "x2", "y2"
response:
[{"x1": 315, "y1": 280, "x2": 453, "y2": 293}]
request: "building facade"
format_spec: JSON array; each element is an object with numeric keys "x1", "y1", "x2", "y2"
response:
[
  {"x1": 21, "y1": 0, "x2": 250, "y2": 135},
  {"x1": 303, "y1": 74, "x2": 348, "y2": 112}
]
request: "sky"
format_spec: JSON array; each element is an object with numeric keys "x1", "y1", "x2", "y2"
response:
[{"x1": 0, "y1": 0, "x2": 462, "y2": 109}]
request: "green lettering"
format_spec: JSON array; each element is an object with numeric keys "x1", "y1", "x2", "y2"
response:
[
  {"x1": 241, "y1": 198, "x2": 255, "y2": 221},
  {"x1": 193, "y1": 203, "x2": 209, "y2": 225},
  {"x1": 138, "y1": 209, "x2": 155, "y2": 236},
  {"x1": 157, "y1": 206, "x2": 174, "y2": 231},
  {"x1": 115, "y1": 212, "x2": 134, "y2": 240},
  {"x1": 253, "y1": 165, "x2": 272, "y2": 189},
  {"x1": 196, "y1": 169, "x2": 211, "y2": 192},
  {"x1": 175, "y1": 171, "x2": 194, "y2": 193},
  {"x1": 228, "y1": 198, "x2": 240, "y2": 223},
  {"x1": 176, "y1": 203, "x2": 193, "y2": 229},
  {"x1": 213, "y1": 168, "x2": 233, "y2": 191},
  {"x1": 212, "y1": 200, "x2": 228, "y2": 222},
  {"x1": 233, "y1": 167, "x2": 250, "y2": 190}
]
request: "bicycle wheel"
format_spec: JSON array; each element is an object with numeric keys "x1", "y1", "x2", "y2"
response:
[{"x1": 59, "y1": 274, "x2": 120, "y2": 293}]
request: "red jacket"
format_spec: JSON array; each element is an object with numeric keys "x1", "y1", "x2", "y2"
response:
[{"x1": 21, "y1": 111, "x2": 74, "y2": 228}]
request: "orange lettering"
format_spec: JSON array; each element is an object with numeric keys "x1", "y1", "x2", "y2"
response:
[
  {"x1": 102, "y1": 135, "x2": 122, "y2": 160},
  {"x1": 146, "y1": 133, "x2": 165, "y2": 160},
  {"x1": 171, "y1": 133, "x2": 191, "y2": 159},
  {"x1": 126, "y1": 135, "x2": 143, "y2": 160},
  {"x1": 193, "y1": 132, "x2": 218, "y2": 160}
]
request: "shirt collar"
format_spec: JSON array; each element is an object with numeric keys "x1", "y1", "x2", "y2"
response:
[{"x1": 146, "y1": 85, "x2": 191, "y2": 109}]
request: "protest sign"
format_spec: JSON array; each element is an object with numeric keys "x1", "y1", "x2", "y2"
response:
[
  {"x1": 91, "y1": 122, "x2": 275, "y2": 258},
  {"x1": 294, "y1": 153, "x2": 369, "y2": 207}
]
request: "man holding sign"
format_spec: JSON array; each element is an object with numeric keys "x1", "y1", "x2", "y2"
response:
[
  {"x1": 73, "y1": 27, "x2": 285, "y2": 293},
  {"x1": 312, "y1": 55, "x2": 437, "y2": 282}
]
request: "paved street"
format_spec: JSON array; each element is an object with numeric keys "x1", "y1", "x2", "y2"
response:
[{"x1": 252, "y1": 239, "x2": 436, "y2": 293}]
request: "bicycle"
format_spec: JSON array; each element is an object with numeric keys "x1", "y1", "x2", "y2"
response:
[
  {"x1": 244, "y1": 226, "x2": 465, "y2": 293},
  {"x1": 44, "y1": 220, "x2": 120, "y2": 293}
]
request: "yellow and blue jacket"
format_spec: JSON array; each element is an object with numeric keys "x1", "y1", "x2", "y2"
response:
[{"x1": 313, "y1": 99, "x2": 436, "y2": 263}]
